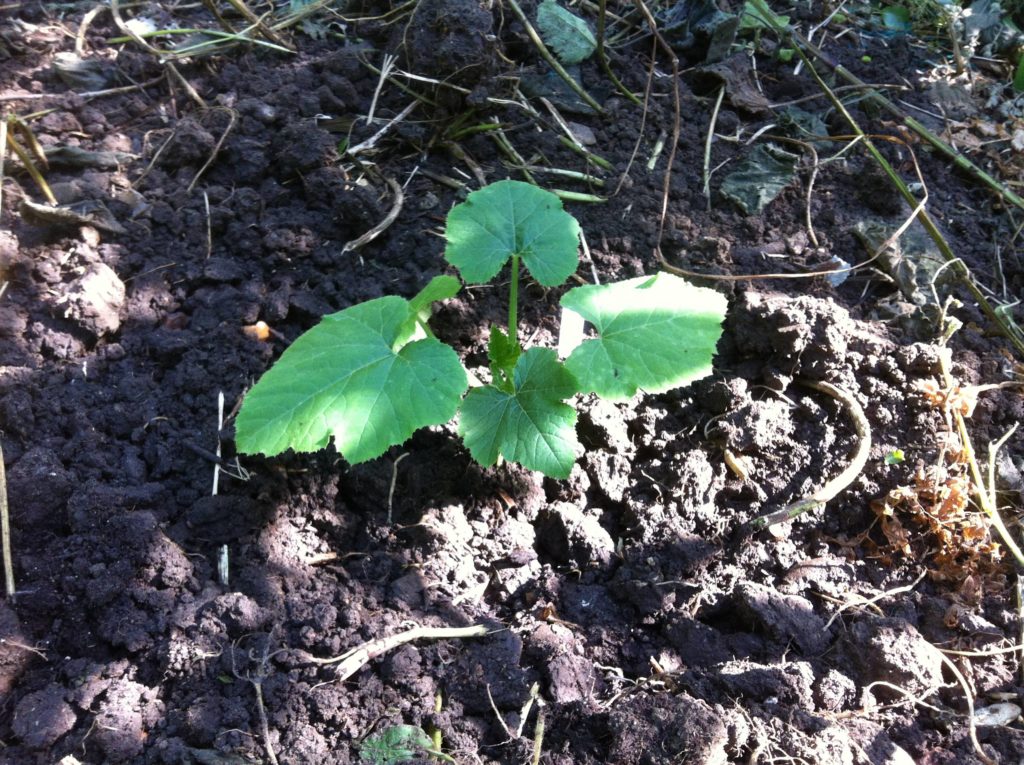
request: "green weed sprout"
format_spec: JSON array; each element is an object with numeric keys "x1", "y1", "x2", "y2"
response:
[
  {"x1": 236, "y1": 180, "x2": 728, "y2": 478},
  {"x1": 360, "y1": 724, "x2": 454, "y2": 764}
]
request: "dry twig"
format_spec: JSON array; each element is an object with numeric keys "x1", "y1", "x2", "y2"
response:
[{"x1": 300, "y1": 624, "x2": 489, "y2": 682}]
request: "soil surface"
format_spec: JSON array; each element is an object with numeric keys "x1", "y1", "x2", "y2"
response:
[{"x1": 2, "y1": 1, "x2": 1024, "y2": 763}]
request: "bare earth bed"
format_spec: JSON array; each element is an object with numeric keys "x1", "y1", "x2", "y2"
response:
[{"x1": 2, "y1": 1, "x2": 1024, "y2": 763}]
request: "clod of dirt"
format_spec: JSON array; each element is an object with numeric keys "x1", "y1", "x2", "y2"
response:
[
  {"x1": 729, "y1": 291, "x2": 887, "y2": 383},
  {"x1": 526, "y1": 623, "x2": 596, "y2": 703},
  {"x1": 159, "y1": 118, "x2": 216, "y2": 167},
  {"x1": 92, "y1": 678, "x2": 161, "y2": 762},
  {"x1": 842, "y1": 719, "x2": 917, "y2": 765},
  {"x1": 185, "y1": 494, "x2": 271, "y2": 544},
  {"x1": 0, "y1": 604, "x2": 30, "y2": 695},
  {"x1": 7, "y1": 446, "x2": 73, "y2": 530},
  {"x1": 203, "y1": 593, "x2": 270, "y2": 635},
  {"x1": 536, "y1": 502, "x2": 615, "y2": 567},
  {"x1": 61, "y1": 262, "x2": 125, "y2": 337},
  {"x1": 272, "y1": 123, "x2": 339, "y2": 174},
  {"x1": 606, "y1": 693, "x2": 729, "y2": 764},
  {"x1": 732, "y1": 582, "x2": 831, "y2": 654},
  {"x1": 0, "y1": 305, "x2": 28, "y2": 338},
  {"x1": 403, "y1": 0, "x2": 495, "y2": 90},
  {"x1": 815, "y1": 667, "x2": 857, "y2": 712},
  {"x1": 12, "y1": 683, "x2": 77, "y2": 749},
  {"x1": 701, "y1": 659, "x2": 816, "y2": 707},
  {"x1": 847, "y1": 617, "x2": 945, "y2": 698}
]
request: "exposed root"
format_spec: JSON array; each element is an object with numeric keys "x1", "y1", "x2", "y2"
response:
[
  {"x1": 342, "y1": 175, "x2": 404, "y2": 254},
  {"x1": 299, "y1": 624, "x2": 489, "y2": 682},
  {"x1": 0, "y1": 442, "x2": 12, "y2": 600},
  {"x1": 187, "y1": 108, "x2": 237, "y2": 194},
  {"x1": 747, "y1": 379, "x2": 871, "y2": 533}
]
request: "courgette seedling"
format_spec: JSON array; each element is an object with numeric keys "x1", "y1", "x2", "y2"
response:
[{"x1": 235, "y1": 180, "x2": 727, "y2": 478}]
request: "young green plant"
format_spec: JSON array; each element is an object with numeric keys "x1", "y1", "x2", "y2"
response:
[{"x1": 236, "y1": 180, "x2": 727, "y2": 478}]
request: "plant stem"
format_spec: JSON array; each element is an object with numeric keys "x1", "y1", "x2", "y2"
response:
[
  {"x1": 596, "y1": 0, "x2": 641, "y2": 105},
  {"x1": 509, "y1": 253, "x2": 520, "y2": 345}
]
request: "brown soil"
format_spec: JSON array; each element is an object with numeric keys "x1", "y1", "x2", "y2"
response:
[{"x1": 1, "y1": 1, "x2": 1024, "y2": 763}]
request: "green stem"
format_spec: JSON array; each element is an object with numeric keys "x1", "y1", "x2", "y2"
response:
[
  {"x1": 509, "y1": 253, "x2": 520, "y2": 345},
  {"x1": 596, "y1": 0, "x2": 641, "y2": 105}
]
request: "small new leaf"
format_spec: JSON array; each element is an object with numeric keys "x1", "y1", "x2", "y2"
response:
[
  {"x1": 444, "y1": 180, "x2": 580, "y2": 287},
  {"x1": 408, "y1": 274, "x2": 461, "y2": 319},
  {"x1": 561, "y1": 273, "x2": 727, "y2": 400},
  {"x1": 402, "y1": 274, "x2": 461, "y2": 343},
  {"x1": 236, "y1": 296, "x2": 467, "y2": 464},
  {"x1": 459, "y1": 348, "x2": 579, "y2": 478},
  {"x1": 885, "y1": 449, "x2": 905, "y2": 465},
  {"x1": 488, "y1": 326, "x2": 522, "y2": 389}
]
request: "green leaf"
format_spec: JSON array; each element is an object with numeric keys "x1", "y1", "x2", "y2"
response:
[
  {"x1": 408, "y1": 274, "x2": 461, "y2": 318},
  {"x1": 459, "y1": 348, "x2": 579, "y2": 478},
  {"x1": 739, "y1": 0, "x2": 789, "y2": 32},
  {"x1": 885, "y1": 449, "x2": 906, "y2": 465},
  {"x1": 561, "y1": 273, "x2": 727, "y2": 400},
  {"x1": 1014, "y1": 55, "x2": 1024, "y2": 92},
  {"x1": 360, "y1": 725, "x2": 433, "y2": 765},
  {"x1": 406, "y1": 274, "x2": 461, "y2": 340},
  {"x1": 444, "y1": 180, "x2": 580, "y2": 287},
  {"x1": 536, "y1": 0, "x2": 597, "y2": 65},
  {"x1": 719, "y1": 143, "x2": 799, "y2": 215},
  {"x1": 880, "y1": 5, "x2": 911, "y2": 32},
  {"x1": 235, "y1": 296, "x2": 468, "y2": 464},
  {"x1": 487, "y1": 325, "x2": 522, "y2": 389}
]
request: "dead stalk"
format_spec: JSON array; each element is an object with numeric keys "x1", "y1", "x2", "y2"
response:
[
  {"x1": 346, "y1": 101, "x2": 417, "y2": 156},
  {"x1": 214, "y1": 391, "x2": 229, "y2": 587},
  {"x1": 702, "y1": 85, "x2": 725, "y2": 207},
  {"x1": 935, "y1": 649, "x2": 997, "y2": 765},
  {"x1": 0, "y1": 120, "x2": 6, "y2": 221},
  {"x1": 300, "y1": 624, "x2": 489, "y2": 682},
  {"x1": 387, "y1": 452, "x2": 409, "y2": 524},
  {"x1": 187, "y1": 109, "x2": 237, "y2": 194},
  {"x1": 342, "y1": 175, "x2": 404, "y2": 253},
  {"x1": 531, "y1": 708, "x2": 545, "y2": 765},
  {"x1": 366, "y1": 54, "x2": 397, "y2": 126},
  {"x1": 937, "y1": 353, "x2": 1024, "y2": 568},
  {"x1": 823, "y1": 569, "x2": 927, "y2": 631},
  {"x1": 0, "y1": 443, "x2": 13, "y2": 599},
  {"x1": 232, "y1": 634, "x2": 281, "y2": 765},
  {"x1": 222, "y1": 0, "x2": 294, "y2": 50},
  {"x1": 633, "y1": 0, "x2": 680, "y2": 246}
]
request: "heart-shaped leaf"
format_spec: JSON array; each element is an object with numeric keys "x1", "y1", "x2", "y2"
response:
[
  {"x1": 459, "y1": 347, "x2": 579, "y2": 478},
  {"x1": 236, "y1": 296, "x2": 467, "y2": 464},
  {"x1": 444, "y1": 180, "x2": 580, "y2": 287},
  {"x1": 561, "y1": 272, "x2": 727, "y2": 400}
]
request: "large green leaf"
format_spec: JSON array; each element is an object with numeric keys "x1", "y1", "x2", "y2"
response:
[
  {"x1": 444, "y1": 180, "x2": 580, "y2": 287},
  {"x1": 561, "y1": 273, "x2": 727, "y2": 400},
  {"x1": 235, "y1": 296, "x2": 467, "y2": 464},
  {"x1": 459, "y1": 348, "x2": 579, "y2": 478}
]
